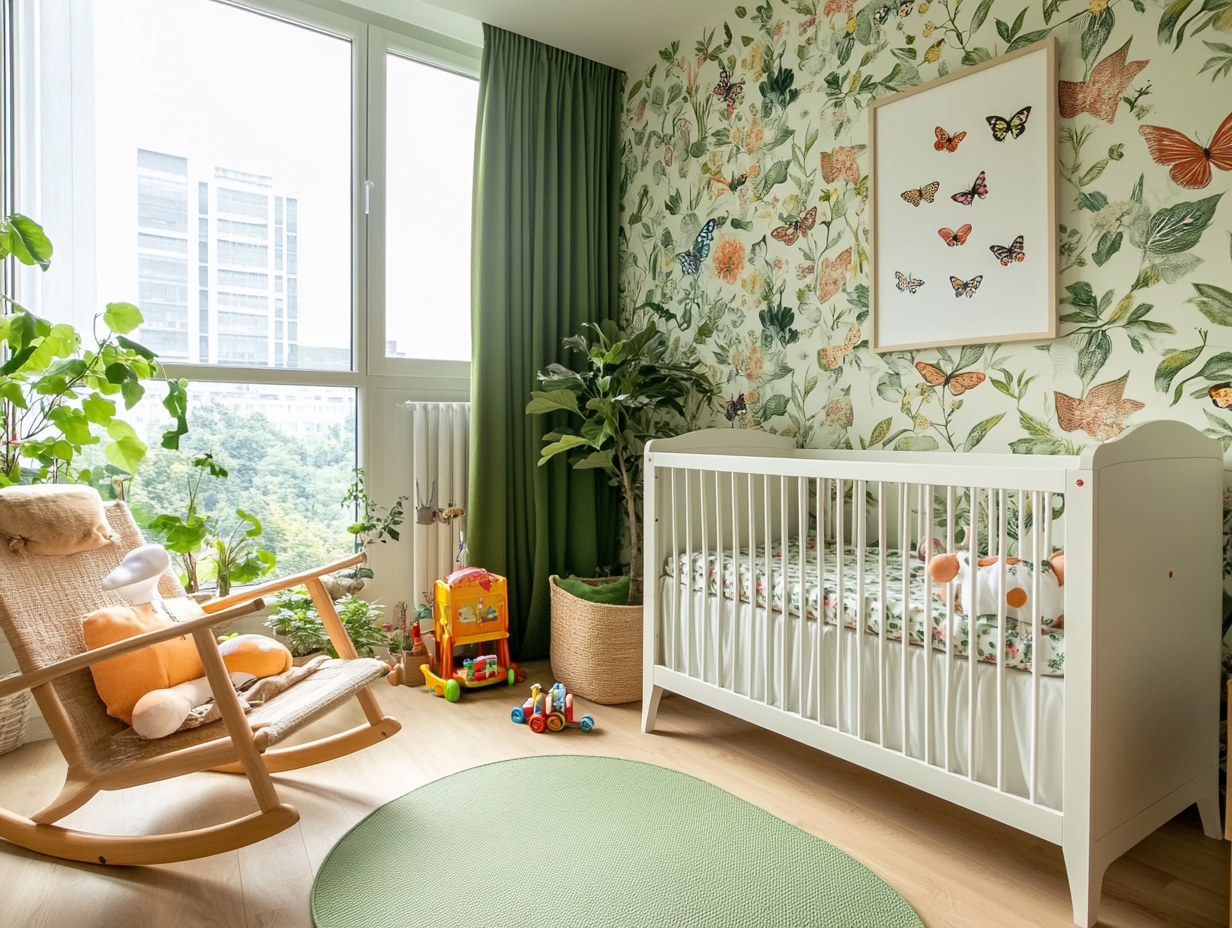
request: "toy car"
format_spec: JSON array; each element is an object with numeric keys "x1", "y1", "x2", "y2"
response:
[{"x1": 511, "y1": 683, "x2": 594, "y2": 733}]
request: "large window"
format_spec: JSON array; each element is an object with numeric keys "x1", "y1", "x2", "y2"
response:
[{"x1": 11, "y1": 0, "x2": 480, "y2": 596}]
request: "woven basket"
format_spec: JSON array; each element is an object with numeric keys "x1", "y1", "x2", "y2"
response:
[
  {"x1": 0, "y1": 672, "x2": 30, "y2": 757},
  {"x1": 549, "y1": 576, "x2": 642, "y2": 705}
]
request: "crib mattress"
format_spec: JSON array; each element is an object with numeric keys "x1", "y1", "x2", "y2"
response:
[{"x1": 671, "y1": 541, "x2": 1065, "y2": 676}]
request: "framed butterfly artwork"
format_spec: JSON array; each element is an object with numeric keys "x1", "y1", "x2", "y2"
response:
[{"x1": 867, "y1": 38, "x2": 1058, "y2": 352}]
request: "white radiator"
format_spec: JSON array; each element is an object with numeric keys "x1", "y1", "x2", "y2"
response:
[{"x1": 403, "y1": 402, "x2": 470, "y2": 611}]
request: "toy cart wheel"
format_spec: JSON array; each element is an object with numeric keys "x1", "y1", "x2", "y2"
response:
[
  {"x1": 506, "y1": 668, "x2": 516, "y2": 687},
  {"x1": 444, "y1": 679, "x2": 461, "y2": 703},
  {"x1": 511, "y1": 707, "x2": 525, "y2": 724},
  {"x1": 580, "y1": 715, "x2": 594, "y2": 732},
  {"x1": 547, "y1": 713, "x2": 565, "y2": 732},
  {"x1": 528, "y1": 714, "x2": 546, "y2": 733}
]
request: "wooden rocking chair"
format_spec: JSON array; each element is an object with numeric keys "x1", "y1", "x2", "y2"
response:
[{"x1": 0, "y1": 498, "x2": 400, "y2": 865}]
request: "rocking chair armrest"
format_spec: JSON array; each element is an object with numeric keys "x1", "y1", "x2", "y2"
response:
[
  {"x1": 200, "y1": 553, "x2": 367, "y2": 614},
  {"x1": 0, "y1": 599, "x2": 266, "y2": 699}
]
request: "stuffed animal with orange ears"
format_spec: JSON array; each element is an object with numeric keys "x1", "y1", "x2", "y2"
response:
[{"x1": 927, "y1": 542, "x2": 1066, "y2": 628}]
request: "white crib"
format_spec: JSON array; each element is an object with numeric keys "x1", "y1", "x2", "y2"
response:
[{"x1": 640, "y1": 420, "x2": 1223, "y2": 927}]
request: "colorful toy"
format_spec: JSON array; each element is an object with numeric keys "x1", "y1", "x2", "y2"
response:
[
  {"x1": 420, "y1": 567, "x2": 519, "y2": 701},
  {"x1": 511, "y1": 682, "x2": 594, "y2": 733},
  {"x1": 928, "y1": 544, "x2": 1066, "y2": 627}
]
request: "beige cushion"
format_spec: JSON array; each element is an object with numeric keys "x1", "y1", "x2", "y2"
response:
[{"x1": 0, "y1": 485, "x2": 117, "y2": 555}]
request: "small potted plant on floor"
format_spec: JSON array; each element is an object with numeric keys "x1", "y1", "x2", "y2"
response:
[{"x1": 526, "y1": 321, "x2": 716, "y2": 704}]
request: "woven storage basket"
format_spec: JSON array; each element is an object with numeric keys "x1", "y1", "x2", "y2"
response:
[
  {"x1": 0, "y1": 672, "x2": 30, "y2": 756},
  {"x1": 549, "y1": 575, "x2": 642, "y2": 705}
]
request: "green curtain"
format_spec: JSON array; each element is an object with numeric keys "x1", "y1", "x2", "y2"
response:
[{"x1": 467, "y1": 25, "x2": 623, "y2": 660}]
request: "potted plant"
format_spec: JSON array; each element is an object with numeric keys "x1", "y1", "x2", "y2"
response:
[
  {"x1": 265, "y1": 589, "x2": 388, "y2": 660},
  {"x1": 323, "y1": 468, "x2": 407, "y2": 600},
  {"x1": 526, "y1": 321, "x2": 717, "y2": 703},
  {"x1": 146, "y1": 452, "x2": 276, "y2": 597},
  {"x1": 0, "y1": 212, "x2": 188, "y2": 486}
]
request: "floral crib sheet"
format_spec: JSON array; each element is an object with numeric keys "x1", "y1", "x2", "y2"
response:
[{"x1": 669, "y1": 540, "x2": 1065, "y2": 676}]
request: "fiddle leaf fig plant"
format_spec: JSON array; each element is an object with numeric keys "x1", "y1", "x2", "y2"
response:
[
  {"x1": 0, "y1": 212, "x2": 188, "y2": 485},
  {"x1": 526, "y1": 321, "x2": 718, "y2": 605}
]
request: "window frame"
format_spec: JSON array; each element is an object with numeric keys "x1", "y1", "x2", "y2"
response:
[
  {"x1": 364, "y1": 25, "x2": 480, "y2": 381},
  {"x1": 7, "y1": 0, "x2": 482, "y2": 609}
]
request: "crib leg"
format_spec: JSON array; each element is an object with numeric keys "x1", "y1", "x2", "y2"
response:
[
  {"x1": 1062, "y1": 840, "x2": 1107, "y2": 928},
  {"x1": 1196, "y1": 771, "x2": 1223, "y2": 839},
  {"x1": 641, "y1": 684, "x2": 664, "y2": 733}
]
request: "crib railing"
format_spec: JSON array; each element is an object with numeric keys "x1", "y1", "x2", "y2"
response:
[{"x1": 646, "y1": 448, "x2": 1068, "y2": 812}]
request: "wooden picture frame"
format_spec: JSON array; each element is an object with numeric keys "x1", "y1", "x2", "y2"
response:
[{"x1": 868, "y1": 38, "x2": 1058, "y2": 353}]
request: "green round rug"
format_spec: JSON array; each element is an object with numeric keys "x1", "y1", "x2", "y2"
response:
[{"x1": 311, "y1": 755, "x2": 922, "y2": 928}]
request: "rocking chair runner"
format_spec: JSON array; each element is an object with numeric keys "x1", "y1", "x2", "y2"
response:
[{"x1": 0, "y1": 499, "x2": 401, "y2": 865}]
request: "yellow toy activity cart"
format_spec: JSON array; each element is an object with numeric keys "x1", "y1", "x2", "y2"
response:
[{"x1": 420, "y1": 567, "x2": 518, "y2": 702}]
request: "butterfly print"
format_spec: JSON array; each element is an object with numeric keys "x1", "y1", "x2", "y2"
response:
[
  {"x1": 771, "y1": 207, "x2": 818, "y2": 246},
  {"x1": 949, "y1": 275, "x2": 983, "y2": 298},
  {"x1": 1054, "y1": 373, "x2": 1143, "y2": 441},
  {"x1": 674, "y1": 219, "x2": 717, "y2": 275},
  {"x1": 938, "y1": 224, "x2": 972, "y2": 247},
  {"x1": 987, "y1": 106, "x2": 1031, "y2": 142},
  {"x1": 816, "y1": 247, "x2": 853, "y2": 304},
  {"x1": 915, "y1": 361, "x2": 985, "y2": 396},
  {"x1": 898, "y1": 0, "x2": 914, "y2": 16},
  {"x1": 1059, "y1": 39, "x2": 1148, "y2": 125},
  {"x1": 725, "y1": 393, "x2": 748, "y2": 422},
  {"x1": 818, "y1": 323, "x2": 861, "y2": 371},
  {"x1": 950, "y1": 171, "x2": 988, "y2": 206},
  {"x1": 1139, "y1": 111, "x2": 1232, "y2": 189},
  {"x1": 872, "y1": 3, "x2": 892, "y2": 25},
  {"x1": 989, "y1": 235, "x2": 1025, "y2": 265},
  {"x1": 1209, "y1": 383, "x2": 1232, "y2": 410},
  {"x1": 894, "y1": 271, "x2": 924, "y2": 294},
  {"x1": 934, "y1": 127, "x2": 967, "y2": 152},
  {"x1": 901, "y1": 181, "x2": 941, "y2": 207},
  {"x1": 713, "y1": 67, "x2": 745, "y2": 119}
]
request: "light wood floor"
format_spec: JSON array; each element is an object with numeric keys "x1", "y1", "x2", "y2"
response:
[{"x1": 0, "y1": 660, "x2": 1225, "y2": 928}]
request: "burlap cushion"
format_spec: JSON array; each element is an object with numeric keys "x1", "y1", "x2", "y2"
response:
[{"x1": 0, "y1": 484, "x2": 116, "y2": 555}]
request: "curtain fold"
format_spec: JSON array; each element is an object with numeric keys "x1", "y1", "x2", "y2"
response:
[{"x1": 467, "y1": 24, "x2": 622, "y2": 660}]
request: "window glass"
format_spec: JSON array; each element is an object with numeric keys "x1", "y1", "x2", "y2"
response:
[
  {"x1": 385, "y1": 54, "x2": 477, "y2": 362},
  {"x1": 86, "y1": 0, "x2": 352, "y2": 370},
  {"x1": 122, "y1": 382, "x2": 357, "y2": 582}
]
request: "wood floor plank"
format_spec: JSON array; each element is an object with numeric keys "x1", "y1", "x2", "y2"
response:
[{"x1": 0, "y1": 660, "x2": 1225, "y2": 928}]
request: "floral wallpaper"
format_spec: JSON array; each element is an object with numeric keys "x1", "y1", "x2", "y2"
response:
[{"x1": 617, "y1": 0, "x2": 1232, "y2": 463}]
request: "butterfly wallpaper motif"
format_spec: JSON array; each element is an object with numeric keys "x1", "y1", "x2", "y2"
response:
[{"x1": 619, "y1": 0, "x2": 1232, "y2": 472}]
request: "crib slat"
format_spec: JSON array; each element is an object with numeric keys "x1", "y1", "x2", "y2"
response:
[
  {"x1": 900, "y1": 481, "x2": 909, "y2": 755},
  {"x1": 968, "y1": 484, "x2": 978, "y2": 781},
  {"x1": 945, "y1": 485, "x2": 956, "y2": 773},
  {"x1": 704, "y1": 470, "x2": 714, "y2": 680},
  {"x1": 670, "y1": 470, "x2": 680, "y2": 674},
  {"x1": 746, "y1": 474, "x2": 755, "y2": 698},
  {"x1": 817, "y1": 478, "x2": 826, "y2": 726},
  {"x1": 1030, "y1": 489, "x2": 1042, "y2": 804},
  {"x1": 797, "y1": 477, "x2": 807, "y2": 716},
  {"x1": 856, "y1": 479, "x2": 867, "y2": 740},
  {"x1": 764, "y1": 474, "x2": 772, "y2": 706},
  {"x1": 836, "y1": 477, "x2": 845, "y2": 729},
  {"x1": 779, "y1": 474, "x2": 788, "y2": 712},
  {"x1": 878, "y1": 482, "x2": 888, "y2": 747},
  {"x1": 727, "y1": 471, "x2": 736, "y2": 691},
  {"x1": 922, "y1": 483, "x2": 933, "y2": 766},
  {"x1": 996, "y1": 488, "x2": 1008, "y2": 794}
]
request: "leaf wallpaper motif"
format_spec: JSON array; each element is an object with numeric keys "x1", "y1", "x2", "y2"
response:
[{"x1": 617, "y1": 0, "x2": 1232, "y2": 465}]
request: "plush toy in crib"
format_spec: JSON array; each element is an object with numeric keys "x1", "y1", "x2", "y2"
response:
[
  {"x1": 927, "y1": 544, "x2": 1066, "y2": 628},
  {"x1": 84, "y1": 544, "x2": 293, "y2": 739}
]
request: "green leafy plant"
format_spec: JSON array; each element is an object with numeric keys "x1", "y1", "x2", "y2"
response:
[
  {"x1": 340, "y1": 467, "x2": 407, "y2": 580},
  {"x1": 147, "y1": 452, "x2": 274, "y2": 594},
  {"x1": 0, "y1": 212, "x2": 188, "y2": 484},
  {"x1": 525, "y1": 320, "x2": 718, "y2": 605},
  {"x1": 265, "y1": 590, "x2": 387, "y2": 658}
]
